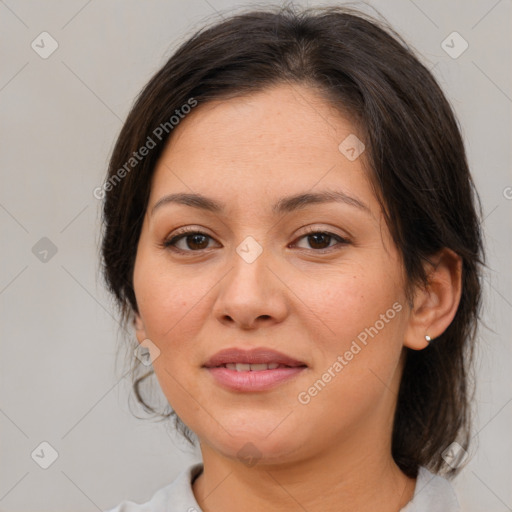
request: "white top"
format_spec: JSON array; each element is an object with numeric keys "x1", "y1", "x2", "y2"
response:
[{"x1": 104, "y1": 462, "x2": 460, "y2": 512}]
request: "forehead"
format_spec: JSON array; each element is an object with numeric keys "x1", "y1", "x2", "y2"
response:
[
  {"x1": 149, "y1": 83, "x2": 375, "y2": 215},
  {"x1": 161, "y1": 84, "x2": 356, "y2": 158}
]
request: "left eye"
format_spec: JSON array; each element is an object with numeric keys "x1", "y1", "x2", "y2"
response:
[
  {"x1": 163, "y1": 230, "x2": 348, "y2": 253},
  {"x1": 292, "y1": 231, "x2": 348, "y2": 251}
]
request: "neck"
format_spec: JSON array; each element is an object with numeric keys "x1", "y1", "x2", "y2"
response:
[{"x1": 193, "y1": 430, "x2": 417, "y2": 512}]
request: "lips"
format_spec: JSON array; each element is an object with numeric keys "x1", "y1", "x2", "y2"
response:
[
  {"x1": 204, "y1": 347, "x2": 308, "y2": 392},
  {"x1": 203, "y1": 347, "x2": 307, "y2": 369}
]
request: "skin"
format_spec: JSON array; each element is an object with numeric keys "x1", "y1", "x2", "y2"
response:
[{"x1": 132, "y1": 83, "x2": 462, "y2": 512}]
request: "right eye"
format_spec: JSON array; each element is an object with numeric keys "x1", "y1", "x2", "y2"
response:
[{"x1": 163, "y1": 229, "x2": 218, "y2": 253}]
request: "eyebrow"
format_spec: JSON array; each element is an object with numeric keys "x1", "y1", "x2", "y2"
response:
[{"x1": 151, "y1": 190, "x2": 371, "y2": 216}]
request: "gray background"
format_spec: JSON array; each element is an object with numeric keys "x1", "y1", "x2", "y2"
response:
[{"x1": 1, "y1": 0, "x2": 511, "y2": 510}]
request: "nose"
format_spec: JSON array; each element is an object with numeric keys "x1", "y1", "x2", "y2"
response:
[{"x1": 212, "y1": 241, "x2": 289, "y2": 330}]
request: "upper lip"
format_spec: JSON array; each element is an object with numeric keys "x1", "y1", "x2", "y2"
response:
[{"x1": 203, "y1": 348, "x2": 307, "y2": 368}]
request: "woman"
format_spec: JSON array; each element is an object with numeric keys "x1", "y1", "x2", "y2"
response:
[{"x1": 101, "y1": 5, "x2": 484, "y2": 511}]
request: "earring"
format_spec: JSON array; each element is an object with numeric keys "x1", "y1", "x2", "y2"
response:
[{"x1": 425, "y1": 334, "x2": 432, "y2": 343}]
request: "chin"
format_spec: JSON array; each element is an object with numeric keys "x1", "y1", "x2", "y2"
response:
[{"x1": 200, "y1": 424, "x2": 307, "y2": 466}]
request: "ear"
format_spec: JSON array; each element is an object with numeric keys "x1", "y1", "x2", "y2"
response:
[
  {"x1": 133, "y1": 311, "x2": 148, "y2": 344},
  {"x1": 403, "y1": 248, "x2": 462, "y2": 350}
]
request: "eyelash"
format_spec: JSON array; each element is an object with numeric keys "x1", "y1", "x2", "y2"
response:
[{"x1": 162, "y1": 226, "x2": 350, "y2": 254}]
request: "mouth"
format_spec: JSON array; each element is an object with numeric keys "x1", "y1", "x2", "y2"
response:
[
  {"x1": 212, "y1": 362, "x2": 304, "y2": 371},
  {"x1": 203, "y1": 347, "x2": 308, "y2": 391},
  {"x1": 203, "y1": 347, "x2": 307, "y2": 368}
]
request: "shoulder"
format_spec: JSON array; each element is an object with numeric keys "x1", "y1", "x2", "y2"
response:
[
  {"x1": 103, "y1": 462, "x2": 204, "y2": 512},
  {"x1": 400, "y1": 466, "x2": 460, "y2": 512}
]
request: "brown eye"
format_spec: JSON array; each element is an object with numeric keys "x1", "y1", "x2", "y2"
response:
[
  {"x1": 306, "y1": 233, "x2": 333, "y2": 250},
  {"x1": 164, "y1": 231, "x2": 215, "y2": 252},
  {"x1": 293, "y1": 231, "x2": 349, "y2": 252}
]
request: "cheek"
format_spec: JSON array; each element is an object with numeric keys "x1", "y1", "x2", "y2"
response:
[
  {"x1": 133, "y1": 247, "x2": 210, "y2": 342},
  {"x1": 296, "y1": 264, "x2": 407, "y2": 401},
  {"x1": 294, "y1": 261, "x2": 404, "y2": 343},
  {"x1": 133, "y1": 252, "x2": 207, "y2": 418}
]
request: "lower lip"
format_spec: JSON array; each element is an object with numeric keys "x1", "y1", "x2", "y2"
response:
[{"x1": 205, "y1": 366, "x2": 306, "y2": 392}]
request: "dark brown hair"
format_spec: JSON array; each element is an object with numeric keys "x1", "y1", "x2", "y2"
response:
[{"x1": 100, "y1": 4, "x2": 485, "y2": 478}]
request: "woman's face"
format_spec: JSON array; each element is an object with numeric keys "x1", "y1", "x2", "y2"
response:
[{"x1": 133, "y1": 84, "x2": 413, "y2": 464}]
